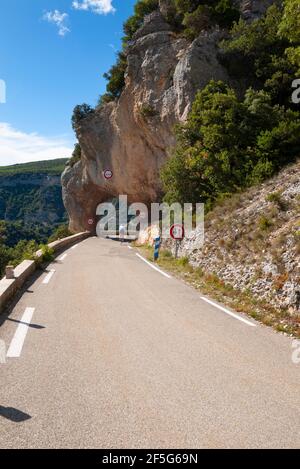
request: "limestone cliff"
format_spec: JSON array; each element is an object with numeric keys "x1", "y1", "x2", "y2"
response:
[{"x1": 62, "y1": 0, "x2": 277, "y2": 232}]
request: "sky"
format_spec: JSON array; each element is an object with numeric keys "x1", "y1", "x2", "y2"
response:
[{"x1": 0, "y1": 0, "x2": 136, "y2": 166}]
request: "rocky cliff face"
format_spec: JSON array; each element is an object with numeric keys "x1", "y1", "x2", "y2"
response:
[{"x1": 62, "y1": 0, "x2": 277, "y2": 232}]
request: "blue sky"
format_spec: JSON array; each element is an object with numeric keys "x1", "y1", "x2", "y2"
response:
[{"x1": 0, "y1": 0, "x2": 136, "y2": 165}]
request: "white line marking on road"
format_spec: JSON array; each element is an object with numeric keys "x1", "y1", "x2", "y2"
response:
[
  {"x1": 128, "y1": 246, "x2": 133, "y2": 250},
  {"x1": 42, "y1": 269, "x2": 55, "y2": 284},
  {"x1": 58, "y1": 254, "x2": 68, "y2": 261},
  {"x1": 200, "y1": 296, "x2": 256, "y2": 327},
  {"x1": 6, "y1": 308, "x2": 35, "y2": 358},
  {"x1": 136, "y1": 253, "x2": 171, "y2": 279}
]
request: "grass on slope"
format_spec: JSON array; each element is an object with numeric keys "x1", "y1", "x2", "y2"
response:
[{"x1": 0, "y1": 158, "x2": 68, "y2": 176}]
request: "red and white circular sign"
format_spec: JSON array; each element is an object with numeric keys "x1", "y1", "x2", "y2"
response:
[
  {"x1": 103, "y1": 169, "x2": 113, "y2": 180},
  {"x1": 88, "y1": 218, "x2": 94, "y2": 226},
  {"x1": 170, "y1": 224, "x2": 185, "y2": 241}
]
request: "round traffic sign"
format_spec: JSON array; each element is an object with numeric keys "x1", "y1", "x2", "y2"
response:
[
  {"x1": 103, "y1": 169, "x2": 113, "y2": 180},
  {"x1": 170, "y1": 224, "x2": 185, "y2": 240}
]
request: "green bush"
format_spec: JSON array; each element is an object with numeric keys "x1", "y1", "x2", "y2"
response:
[
  {"x1": 161, "y1": 4, "x2": 300, "y2": 208},
  {"x1": 100, "y1": 1, "x2": 159, "y2": 102},
  {"x1": 258, "y1": 215, "x2": 273, "y2": 231},
  {"x1": 123, "y1": 0, "x2": 159, "y2": 43},
  {"x1": 98, "y1": 93, "x2": 115, "y2": 107},
  {"x1": 48, "y1": 225, "x2": 72, "y2": 243},
  {"x1": 178, "y1": 0, "x2": 239, "y2": 39},
  {"x1": 176, "y1": 256, "x2": 189, "y2": 266},
  {"x1": 278, "y1": 0, "x2": 300, "y2": 73},
  {"x1": 221, "y1": 4, "x2": 298, "y2": 106},
  {"x1": 161, "y1": 80, "x2": 300, "y2": 206},
  {"x1": 161, "y1": 249, "x2": 173, "y2": 258},
  {"x1": 0, "y1": 244, "x2": 12, "y2": 279},
  {"x1": 266, "y1": 191, "x2": 286, "y2": 210},
  {"x1": 140, "y1": 104, "x2": 157, "y2": 118},
  {"x1": 103, "y1": 52, "x2": 127, "y2": 100},
  {"x1": 213, "y1": 0, "x2": 239, "y2": 29},
  {"x1": 182, "y1": 4, "x2": 212, "y2": 39},
  {"x1": 67, "y1": 143, "x2": 82, "y2": 168},
  {"x1": 38, "y1": 244, "x2": 55, "y2": 263},
  {"x1": 72, "y1": 104, "x2": 95, "y2": 130}
]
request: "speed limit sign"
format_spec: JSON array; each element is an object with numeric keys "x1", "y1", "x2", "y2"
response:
[
  {"x1": 103, "y1": 169, "x2": 113, "y2": 180},
  {"x1": 170, "y1": 224, "x2": 185, "y2": 240}
]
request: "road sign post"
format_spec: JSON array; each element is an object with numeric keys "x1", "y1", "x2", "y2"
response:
[
  {"x1": 175, "y1": 240, "x2": 180, "y2": 259},
  {"x1": 170, "y1": 224, "x2": 185, "y2": 259}
]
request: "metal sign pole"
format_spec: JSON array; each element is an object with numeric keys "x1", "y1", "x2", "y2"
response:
[{"x1": 175, "y1": 240, "x2": 180, "y2": 259}]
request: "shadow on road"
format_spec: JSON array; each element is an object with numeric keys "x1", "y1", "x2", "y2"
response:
[
  {"x1": 0, "y1": 406, "x2": 31, "y2": 423},
  {"x1": 7, "y1": 318, "x2": 45, "y2": 330}
]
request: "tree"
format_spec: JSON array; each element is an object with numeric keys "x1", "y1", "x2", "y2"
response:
[
  {"x1": 72, "y1": 104, "x2": 95, "y2": 130},
  {"x1": 182, "y1": 5, "x2": 212, "y2": 39},
  {"x1": 103, "y1": 52, "x2": 127, "y2": 99},
  {"x1": 123, "y1": 0, "x2": 159, "y2": 43},
  {"x1": 278, "y1": 0, "x2": 300, "y2": 73},
  {"x1": 48, "y1": 225, "x2": 72, "y2": 243},
  {"x1": 221, "y1": 4, "x2": 298, "y2": 106},
  {"x1": 161, "y1": 80, "x2": 300, "y2": 206},
  {"x1": 68, "y1": 143, "x2": 82, "y2": 168}
]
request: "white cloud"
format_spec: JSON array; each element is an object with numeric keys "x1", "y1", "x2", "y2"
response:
[
  {"x1": 43, "y1": 10, "x2": 70, "y2": 36},
  {"x1": 72, "y1": 0, "x2": 116, "y2": 15},
  {"x1": 0, "y1": 123, "x2": 73, "y2": 166}
]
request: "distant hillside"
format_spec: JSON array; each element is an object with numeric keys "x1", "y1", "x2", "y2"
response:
[
  {"x1": 0, "y1": 158, "x2": 68, "y2": 176},
  {"x1": 0, "y1": 158, "x2": 68, "y2": 246}
]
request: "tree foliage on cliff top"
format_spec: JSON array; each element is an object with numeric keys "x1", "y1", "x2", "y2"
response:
[
  {"x1": 161, "y1": 2, "x2": 300, "y2": 207},
  {"x1": 221, "y1": 3, "x2": 298, "y2": 106}
]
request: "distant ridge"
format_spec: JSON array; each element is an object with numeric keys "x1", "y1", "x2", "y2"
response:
[{"x1": 0, "y1": 158, "x2": 68, "y2": 176}]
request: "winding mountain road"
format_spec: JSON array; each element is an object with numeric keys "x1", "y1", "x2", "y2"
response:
[{"x1": 0, "y1": 237, "x2": 299, "y2": 449}]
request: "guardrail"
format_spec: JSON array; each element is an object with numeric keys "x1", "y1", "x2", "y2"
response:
[{"x1": 0, "y1": 231, "x2": 91, "y2": 314}]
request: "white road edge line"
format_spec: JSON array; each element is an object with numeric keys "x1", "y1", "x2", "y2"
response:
[
  {"x1": 128, "y1": 246, "x2": 133, "y2": 250},
  {"x1": 6, "y1": 307, "x2": 35, "y2": 358},
  {"x1": 200, "y1": 296, "x2": 256, "y2": 327},
  {"x1": 58, "y1": 254, "x2": 68, "y2": 261},
  {"x1": 136, "y1": 253, "x2": 171, "y2": 279},
  {"x1": 42, "y1": 269, "x2": 55, "y2": 284}
]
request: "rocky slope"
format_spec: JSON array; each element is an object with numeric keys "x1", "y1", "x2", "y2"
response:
[
  {"x1": 163, "y1": 161, "x2": 300, "y2": 313},
  {"x1": 62, "y1": 0, "x2": 277, "y2": 232}
]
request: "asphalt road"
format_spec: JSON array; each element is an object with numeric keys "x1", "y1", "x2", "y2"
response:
[{"x1": 0, "y1": 237, "x2": 299, "y2": 449}]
